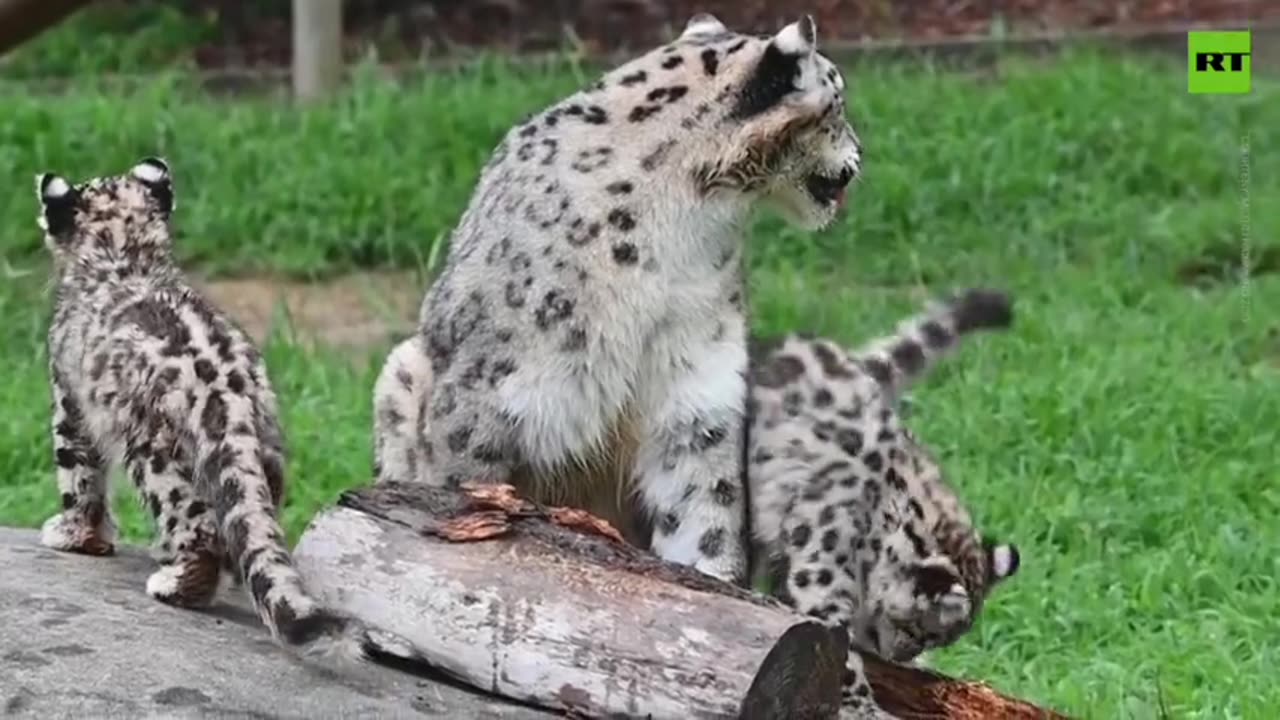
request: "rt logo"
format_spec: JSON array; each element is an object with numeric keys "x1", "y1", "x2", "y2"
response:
[{"x1": 1188, "y1": 31, "x2": 1251, "y2": 94}]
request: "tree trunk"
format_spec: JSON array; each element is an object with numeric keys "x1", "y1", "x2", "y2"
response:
[
  {"x1": 293, "y1": 482, "x2": 1071, "y2": 720},
  {"x1": 0, "y1": 0, "x2": 92, "y2": 57}
]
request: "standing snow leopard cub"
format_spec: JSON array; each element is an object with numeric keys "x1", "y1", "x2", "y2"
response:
[
  {"x1": 747, "y1": 288, "x2": 1021, "y2": 677},
  {"x1": 36, "y1": 158, "x2": 365, "y2": 659},
  {"x1": 373, "y1": 13, "x2": 862, "y2": 583}
]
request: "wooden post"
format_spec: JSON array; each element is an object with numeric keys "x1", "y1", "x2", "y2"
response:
[
  {"x1": 292, "y1": 0, "x2": 343, "y2": 101},
  {"x1": 0, "y1": 0, "x2": 93, "y2": 58}
]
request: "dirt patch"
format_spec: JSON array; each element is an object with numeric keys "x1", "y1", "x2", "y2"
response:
[{"x1": 195, "y1": 270, "x2": 425, "y2": 359}]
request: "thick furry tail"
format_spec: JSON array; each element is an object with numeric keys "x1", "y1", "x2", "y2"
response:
[
  {"x1": 851, "y1": 288, "x2": 1014, "y2": 401},
  {"x1": 198, "y1": 392, "x2": 370, "y2": 662},
  {"x1": 371, "y1": 335, "x2": 434, "y2": 484}
]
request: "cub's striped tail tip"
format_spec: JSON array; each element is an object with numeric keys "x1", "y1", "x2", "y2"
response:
[
  {"x1": 275, "y1": 609, "x2": 377, "y2": 665},
  {"x1": 279, "y1": 610, "x2": 433, "y2": 669},
  {"x1": 949, "y1": 288, "x2": 1014, "y2": 333}
]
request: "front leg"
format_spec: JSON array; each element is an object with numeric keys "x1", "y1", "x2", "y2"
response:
[
  {"x1": 840, "y1": 653, "x2": 898, "y2": 719},
  {"x1": 423, "y1": 376, "x2": 518, "y2": 489},
  {"x1": 635, "y1": 336, "x2": 749, "y2": 585}
]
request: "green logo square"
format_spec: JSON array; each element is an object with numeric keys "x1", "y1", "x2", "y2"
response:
[{"x1": 1188, "y1": 31, "x2": 1251, "y2": 94}]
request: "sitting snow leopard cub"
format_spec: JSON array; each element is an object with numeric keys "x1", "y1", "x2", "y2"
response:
[
  {"x1": 36, "y1": 158, "x2": 364, "y2": 659},
  {"x1": 747, "y1": 289, "x2": 1020, "y2": 690},
  {"x1": 373, "y1": 13, "x2": 862, "y2": 584}
]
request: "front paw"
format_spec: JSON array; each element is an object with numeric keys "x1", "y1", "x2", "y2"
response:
[{"x1": 40, "y1": 511, "x2": 116, "y2": 556}]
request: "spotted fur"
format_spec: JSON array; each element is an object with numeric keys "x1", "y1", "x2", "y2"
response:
[
  {"x1": 373, "y1": 13, "x2": 862, "y2": 585},
  {"x1": 746, "y1": 289, "x2": 1020, "y2": 709},
  {"x1": 36, "y1": 158, "x2": 366, "y2": 660}
]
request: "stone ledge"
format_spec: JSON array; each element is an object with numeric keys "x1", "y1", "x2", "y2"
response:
[{"x1": 0, "y1": 526, "x2": 550, "y2": 719}]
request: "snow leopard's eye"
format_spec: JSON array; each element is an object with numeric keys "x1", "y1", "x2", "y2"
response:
[{"x1": 910, "y1": 563, "x2": 964, "y2": 598}]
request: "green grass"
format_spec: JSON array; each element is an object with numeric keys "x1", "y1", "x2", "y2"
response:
[
  {"x1": 2, "y1": 49, "x2": 1279, "y2": 718},
  {"x1": 0, "y1": 2, "x2": 216, "y2": 78}
]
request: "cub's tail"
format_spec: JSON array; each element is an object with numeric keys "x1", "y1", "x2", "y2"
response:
[
  {"x1": 372, "y1": 335, "x2": 434, "y2": 484},
  {"x1": 198, "y1": 392, "x2": 369, "y2": 662},
  {"x1": 851, "y1": 288, "x2": 1013, "y2": 401}
]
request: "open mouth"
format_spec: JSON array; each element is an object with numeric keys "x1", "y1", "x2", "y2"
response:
[{"x1": 804, "y1": 167, "x2": 855, "y2": 208}]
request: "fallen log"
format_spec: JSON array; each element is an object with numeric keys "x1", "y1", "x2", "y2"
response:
[{"x1": 292, "y1": 482, "x2": 1070, "y2": 720}]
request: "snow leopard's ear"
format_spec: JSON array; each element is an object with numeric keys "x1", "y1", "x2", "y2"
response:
[
  {"x1": 679, "y1": 12, "x2": 728, "y2": 40},
  {"x1": 35, "y1": 172, "x2": 80, "y2": 241},
  {"x1": 770, "y1": 15, "x2": 817, "y2": 57},
  {"x1": 727, "y1": 15, "x2": 820, "y2": 121},
  {"x1": 984, "y1": 539, "x2": 1020, "y2": 585},
  {"x1": 129, "y1": 156, "x2": 175, "y2": 215}
]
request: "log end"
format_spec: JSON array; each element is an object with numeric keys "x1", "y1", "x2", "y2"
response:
[
  {"x1": 864, "y1": 654, "x2": 1072, "y2": 719},
  {"x1": 739, "y1": 621, "x2": 846, "y2": 720}
]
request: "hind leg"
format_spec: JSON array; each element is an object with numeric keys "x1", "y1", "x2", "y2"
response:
[
  {"x1": 420, "y1": 369, "x2": 519, "y2": 489},
  {"x1": 125, "y1": 430, "x2": 222, "y2": 608},
  {"x1": 40, "y1": 377, "x2": 116, "y2": 556}
]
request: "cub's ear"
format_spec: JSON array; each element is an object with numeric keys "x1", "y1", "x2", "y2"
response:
[
  {"x1": 129, "y1": 156, "x2": 175, "y2": 214},
  {"x1": 35, "y1": 172, "x2": 80, "y2": 239},
  {"x1": 680, "y1": 12, "x2": 728, "y2": 40},
  {"x1": 985, "y1": 539, "x2": 1021, "y2": 584}
]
